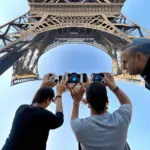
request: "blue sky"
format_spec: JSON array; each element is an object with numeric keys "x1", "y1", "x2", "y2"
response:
[{"x1": 0, "y1": 0, "x2": 150, "y2": 150}]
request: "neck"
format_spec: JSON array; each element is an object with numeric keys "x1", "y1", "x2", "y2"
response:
[
  {"x1": 32, "y1": 103, "x2": 45, "y2": 108},
  {"x1": 90, "y1": 109, "x2": 107, "y2": 116},
  {"x1": 141, "y1": 57, "x2": 150, "y2": 80}
]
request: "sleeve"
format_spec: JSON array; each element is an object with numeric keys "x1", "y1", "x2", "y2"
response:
[
  {"x1": 113, "y1": 104, "x2": 132, "y2": 125},
  {"x1": 71, "y1": 118, "x2": 88, "y2": 142},
  {"x1": 124, "y1": 142, "x2": 131, "y2": 150},
  {"x1": 145, "y1": 81, "x2": 150, "y2": 90},
  {"x1": 44, "y1": 111, "x2": 64, "y2": 129}
]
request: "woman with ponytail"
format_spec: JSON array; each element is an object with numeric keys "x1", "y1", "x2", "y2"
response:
[{"x1": 2, "y1": 73, "x2": 67, "y2": 150}]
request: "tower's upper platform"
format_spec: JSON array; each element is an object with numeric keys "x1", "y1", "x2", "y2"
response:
[
  {"x1": 28, "y1": 0, "x2": 125, "y2": 3},
  {"x1": 28, "y1": 0, "x2": 126, "y2": 16}
]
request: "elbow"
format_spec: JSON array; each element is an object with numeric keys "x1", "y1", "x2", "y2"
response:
[
  {"x1": 54, "y1": 117, "x2": 64, "y2": 129},
  {"x1": 126, "y1": 99, "x2": 132, "y2": 105},
  {"x1": 58, "y1": 118, "x2": 64, "y2": 127}
]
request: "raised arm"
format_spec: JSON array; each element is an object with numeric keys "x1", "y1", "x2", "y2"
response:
[
  {"x1": 41, "y1": 74, "x2": 66, "y2": 129},
  {"x1": 55, "y1": 76, "x2": 67, "y2": 113},
  {"x1": 104, "y1": 73, "x2": 132, "y2": 105},
  {"x1": 40, "y1": 73, "x2": 56, "y2": 88},
  {"x1": 44, "y1": 110, "x2": 64, "y2": 129},
  {"x1": 67, "y1": 83, "x2": 85, "y2": 121}
]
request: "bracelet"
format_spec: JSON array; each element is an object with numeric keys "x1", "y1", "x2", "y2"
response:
[
  {"x1": 73, "y1": 102, "x2": 80, "y2": 105},
  {"x1": 55, "y1": 95, "x2": 62, "y2": 99}
]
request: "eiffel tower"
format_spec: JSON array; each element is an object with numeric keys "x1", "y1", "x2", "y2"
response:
[{"x1": 0, "y1": 0, "x2": 149, "y2": 86}]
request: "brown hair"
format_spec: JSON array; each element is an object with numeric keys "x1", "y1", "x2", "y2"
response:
[{"x1": 32, "y1": 87, "x2": 55, "y2": 104}]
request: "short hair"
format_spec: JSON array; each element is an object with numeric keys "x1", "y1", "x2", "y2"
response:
[
  {"x1": 86, "y1": 82, "x2": 108, "y2": 112},
  {"x1": 32, "y1": 87, "x2": 55, "y2": 104},
  {"x1": 122, "y1": 38, "x2": 150, "y2": 56}
]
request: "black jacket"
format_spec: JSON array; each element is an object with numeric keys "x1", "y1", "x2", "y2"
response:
[{"x1": 141, "y1": 57, "x2": 150, "y2": 90}]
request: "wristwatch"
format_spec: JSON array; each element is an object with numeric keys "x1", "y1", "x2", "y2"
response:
[{"x1": 55, "y1": 95, "x2": 62, "y2": 99}]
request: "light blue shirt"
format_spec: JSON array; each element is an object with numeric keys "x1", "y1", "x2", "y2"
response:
[{"x1": 71, "y1": 104, "x2": 132, "y2": 150}]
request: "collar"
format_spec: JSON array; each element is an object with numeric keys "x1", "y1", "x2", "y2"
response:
[
  {"x1": 141, "y1": 57, "x2": 150, "y2": 81},
  {"x1": 91, "y1": 112, "x2": 110, "y2": 118}
]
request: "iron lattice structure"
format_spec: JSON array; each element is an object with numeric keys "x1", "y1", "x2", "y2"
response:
[{"x1": 0, "y1": 0, "x2": 150, "y2": 86}]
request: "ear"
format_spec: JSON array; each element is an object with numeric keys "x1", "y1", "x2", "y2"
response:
[
  {"x1": 136, "y1": 52, "x2": 143, "y2": 62},
  {"x1": 85, "y1": 98, "x2": 88, "y2": 104},
  {"x1": 106, "y1": 96, "x2": 109, "y2": 103},
  {"x1": 46, "y1": 98, "x2": 50, "y2": 103},
  {"x1": 106, "y1": 102, "x2": 109, "y2": 106},
  {"x1": 105, "y1": 97, "x2": 109, "y2": 110},
  {"x1": 88, "y1": 103, "x2": 91, "y2": 108},
  {"x1": 86, "y1": 98, "x2": 90, "y2": 108},
  {"x1": 106, "y1": 101, "x2": 109, "y2": 106}
]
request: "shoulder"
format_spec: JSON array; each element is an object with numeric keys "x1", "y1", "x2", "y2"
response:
[
  {"x1": 71, "y1": 118, "x2": 89, "y2": 132},
  {"x1": 13, "y1": 105, "x2": 31, "y2": 117},
  {"x1": 71, "y1": 117, "x2": 94, "y2": 143},
  {"x1": 17, "y1": 104, "x2": 30, "y2": 111},
  {"x1": 71, "y1": 117, "x2": 89, "y2": 125},
  {"x1": 112, "y1": 104, "x2": 132, "y2": 114},
  {"x1": 111, "y1": 104, "x2": 132, "y2": 125},
  {"x1": 145, "y1": 80, "x2": 150, "y2": 90}
]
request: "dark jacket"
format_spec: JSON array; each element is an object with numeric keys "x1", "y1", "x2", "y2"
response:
[{"x1": 141, "y1": 57, "x2": 150, "y2": 90}]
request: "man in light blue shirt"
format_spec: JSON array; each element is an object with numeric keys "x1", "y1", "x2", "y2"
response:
[{"x1": 69, "y1": 73, "x2": 132, "y2": 150}]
